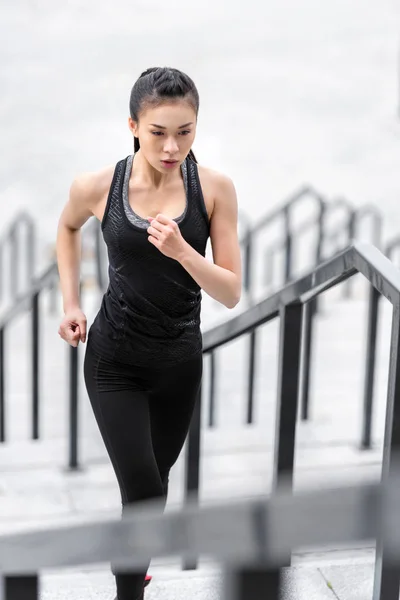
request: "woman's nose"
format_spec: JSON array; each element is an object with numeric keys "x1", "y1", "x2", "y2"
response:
[{"x1": 163, "y1": 137, "x2": 179, "y2": 154}]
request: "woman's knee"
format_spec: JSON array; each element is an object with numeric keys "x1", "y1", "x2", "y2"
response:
[{"x1": 121, "y1": 464, "x2": 164, "y2": 505}]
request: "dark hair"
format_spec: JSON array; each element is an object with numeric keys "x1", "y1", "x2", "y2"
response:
[{"x1": 129, "y1": 67, "x2": 199, "y2": 163}]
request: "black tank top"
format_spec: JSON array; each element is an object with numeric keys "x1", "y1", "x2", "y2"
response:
[{"x1": 88, "y1": 154, "x2": 210, "y2": 367}]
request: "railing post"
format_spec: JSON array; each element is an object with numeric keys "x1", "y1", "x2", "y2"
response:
[
  {"x1": 26, "y1": 216, "x2": 36, "y2": 291},
  {"x1": 343, "y1": 211, "x2": 356, "y2": 299},
  {"x1": 247, "y1": 330, "x2": 257, "y2": 424},
  {"x1": 264, "y1": 246, "x2": 275, "y2": 288},
  {"x1": 28, "y1": 221, "x2": 35, "y2": 288},
  {"x1": 208, "y1": 352, "x2": 216, "y2": 427},
  {"x1": 223, "y1": 565, "x2": 282, "y2": 600},
  {"x1": 283, "y1": 206, "x2": 292, "y2": 284},
  {"x1": 300, "y1": 300, "x2": 315, "y2": 421},
  {"x1": 183, "y1": 382, "x2": 202, "y2": 570},
  {"x1": 9, "y1": 225, "x2": 18, "y2": 302},
  {"x1": 4, "y1": 575, "x2": 39, "y2": 600},
  {"x1": 32, "y1": 292, "x2": 39, "y2": 440},
  {"x1": 47, "y1": 277, "x2": 59, "y2": 315},
  {"x1": 372, "y1": 302, "x2": 400, "y2": 599},
  {"x1": 0, "y1": 242, "x2": 3, "y2": 305},
  {"x1": 68, "y1": 344, "x2": 79, "y2": 470},
  {"x1": 361, "y1": 285, "x2": 380, "y2": 450},
  {"x1": 273, "y1": 302, "x2": 303, "y2": 490},
  {"x1": 314, "y1": 200, "x2": 326, "y2": 314},
  {"x1": 0, "y1": 328, "x2": 4, "y2": 442},
  {"x1": 243, "y1": 231, "x2": 253, "y2": 296}
]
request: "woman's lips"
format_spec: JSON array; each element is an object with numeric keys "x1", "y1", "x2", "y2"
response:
[{"x1": 161, "y1": 160, "x2": 178, "y2": 169}]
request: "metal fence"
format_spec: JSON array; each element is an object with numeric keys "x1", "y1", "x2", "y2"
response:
[{"x1": 1, "y1": 241, "x2": 400, "y2": 599}]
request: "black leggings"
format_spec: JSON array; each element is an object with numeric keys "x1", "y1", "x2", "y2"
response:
[{"x1": 84, "y1": 336, "x2": 202, "y2": 600}]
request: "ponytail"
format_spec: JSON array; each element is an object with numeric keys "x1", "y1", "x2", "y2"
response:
[{"x1": 187, "y1": 149, "x2": 197, "y2": 163}]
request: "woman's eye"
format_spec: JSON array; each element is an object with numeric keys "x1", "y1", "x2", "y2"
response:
[{"x1": 151, "y1": 130, "x2": 191, "y2": 137}]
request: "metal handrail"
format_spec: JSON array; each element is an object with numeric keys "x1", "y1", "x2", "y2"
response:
[
  {"x1": 237, "y1": 185, "x2": 326, "y2": 296},
  {"x1": 202, "y1": 242, "x2": 399, "y2": 350},
  {"x1": 360, "y1": 232, "x2": 400, "y2": 450}
]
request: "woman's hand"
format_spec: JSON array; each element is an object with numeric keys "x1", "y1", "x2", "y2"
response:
[
  {"x1": 58, "y1": 308, "x2": 87, "y2": 347},
  {"x1": 147, "y1": 214, "x2": 188, "y2": 261}
]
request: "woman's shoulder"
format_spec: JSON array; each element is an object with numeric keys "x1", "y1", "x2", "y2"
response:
[
  {"x1": 66, "y1": 158, "x2": 125, "y2": 224},
  {"x1": 71, "y1": 162, "x2": 117, "y2": 202},
  {"x1": 196, "y1": 163, "x2": 236, "y2": 209},
  {"x1": 196, "y1": 163, "x2": 234, "y2": 189},
  {"x1": 194, "y1": 163, "x2": 237, "y2": 221}
]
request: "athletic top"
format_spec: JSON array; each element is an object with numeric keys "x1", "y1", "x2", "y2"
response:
[{"x1": 88, "y1": 154, "x2": 210, "y2": 367}]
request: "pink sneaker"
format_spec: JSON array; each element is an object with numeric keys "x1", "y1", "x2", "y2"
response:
[{"x1": 144, "y1": 574, "x2": 152, "y2": 588}]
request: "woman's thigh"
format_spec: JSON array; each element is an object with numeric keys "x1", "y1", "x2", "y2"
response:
[
  {"x1": 83, "y1": 342, "x2": 164, "y2": 504},
  {"x1": 149, "y1": 354, "x2": 203, "y2": 477}
]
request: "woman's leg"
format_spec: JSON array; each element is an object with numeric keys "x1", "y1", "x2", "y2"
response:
[
  {"x1": 83, "y1": 341, "x2": 164, "y2": 600},
  {"x1": 149, "y1": 354, "x2": 203, "y2": 501}
]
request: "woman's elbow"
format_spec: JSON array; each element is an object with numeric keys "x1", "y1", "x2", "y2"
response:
[{"x1": 225, "y1": 284, "x2": 241, "y2": 309}]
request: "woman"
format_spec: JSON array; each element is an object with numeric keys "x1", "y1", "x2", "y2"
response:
[{"x1": 56, "y1": 66, "x2": 242, "y2": 600}]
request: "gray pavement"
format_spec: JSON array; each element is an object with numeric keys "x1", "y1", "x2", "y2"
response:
[{"x1": 37, "y1": 562, "x2": 380, "y2": 600}]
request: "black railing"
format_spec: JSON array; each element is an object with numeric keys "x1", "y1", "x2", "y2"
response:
[
  {"x1": 0, "y1": 257, "x2": 83, "y2": 466},
  {"x1": 321, "y1": 199, "x2": 382, "y2": 299},
  {"x1": 0, "y1": 262, "x2": 58, "y2": 444},
  {"x1": 206, "y1": 188, "x2": 383, "y2": 426},
  {"x1": 300, "y1": 200, "x2": 383, "y2": 422},
  {"x1": 0, "y1": 211, "x2": 36, "y2": 306},
  {"x1": 237, "y1": 185, "x2": 326, "y2": 298},
  {"x1": 361, "y1": 234, "x2": 400, "y2": 451},
  {"x1": 1, "y1": 241, "x2": 400, "y2": 599},
  {"x1": 207, "y1": 185, "x2": 326, "y2": 427}
]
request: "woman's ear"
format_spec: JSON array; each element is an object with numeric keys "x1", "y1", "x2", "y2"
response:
[{"x1": 127, "y1": 117, "x2": 138, "y2": 136}]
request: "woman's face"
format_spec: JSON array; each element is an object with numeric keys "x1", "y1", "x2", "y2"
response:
[{"x1": 129, "y1": 100, "x2": 197, "y2": 172}]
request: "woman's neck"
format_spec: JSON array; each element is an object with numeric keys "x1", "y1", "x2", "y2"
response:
[{"x1": 132, "y1": 150, "x2": 181, "y2": 191}]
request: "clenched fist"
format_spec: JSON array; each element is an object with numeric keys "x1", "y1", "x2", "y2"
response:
[
  {"x1": 147, "y1": 213, "x2": 188, "y2": 261},
  {"x1": 58, "y1": 308, "x2": 87, "y2": 347}
]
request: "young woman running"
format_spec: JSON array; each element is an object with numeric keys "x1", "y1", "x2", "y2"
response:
[{"x1": 56, "y1": 66, "x2": 242, "y2": 600}]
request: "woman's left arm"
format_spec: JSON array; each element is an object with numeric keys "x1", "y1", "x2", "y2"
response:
[
  {"x1": 147, "y1": 173, "x2": 242, "y2": 309},
  {"x1": 179, "y1": 174, "x2": 241, "y2": 308}
]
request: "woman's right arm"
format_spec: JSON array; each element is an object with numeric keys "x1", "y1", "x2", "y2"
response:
[{"x1": 56, "y1": 174, "x2": 98, "y2": 346}]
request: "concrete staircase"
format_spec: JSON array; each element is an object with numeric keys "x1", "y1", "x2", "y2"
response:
[{"x1": 0, "y1": 277, "x2": 393, "y2": 598}]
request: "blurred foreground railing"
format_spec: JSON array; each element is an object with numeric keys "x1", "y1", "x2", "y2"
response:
[{"x1": 2, "y1": 464, "x2": 400, "y2": 599}]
